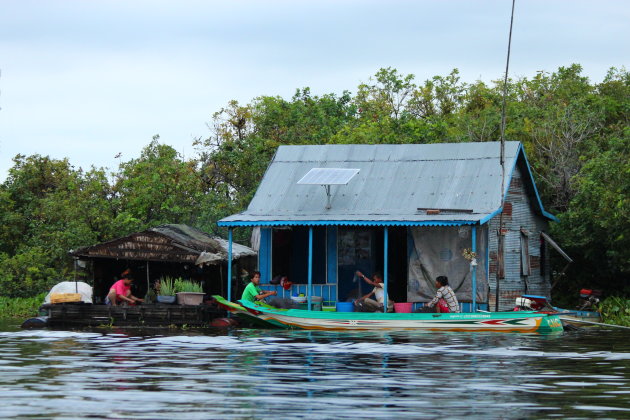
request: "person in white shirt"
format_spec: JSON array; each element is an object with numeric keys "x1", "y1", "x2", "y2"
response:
[{"x1": 355, "y1": 271, "x2": 395, "y2": 312}]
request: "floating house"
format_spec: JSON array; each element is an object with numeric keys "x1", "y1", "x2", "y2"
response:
[
  {"x1": 71, "y1": 224, "x2": 256, "y2": 302},
  {"x1": 219, "y1": 142, "x2": 564, "y2": 311}
]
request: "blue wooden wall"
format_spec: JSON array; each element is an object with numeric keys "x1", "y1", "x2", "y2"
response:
[{"x1": 258, "y1": 228, "x2": 272, "y2": 283}]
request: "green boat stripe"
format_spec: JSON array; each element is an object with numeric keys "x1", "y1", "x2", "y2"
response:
[{"x1": 227, "y1": 298, "x2": 563, "y2": 333}]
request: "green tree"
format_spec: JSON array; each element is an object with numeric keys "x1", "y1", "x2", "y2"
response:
[
  {"x1": 113, "y1": 137, "x2": 205, "y2": 232},
  {"x1": 0, "y1": 248, "x2": 59, "y2": 298},
  {"x1": 0, "y1": 155, "x2": 114, "y2": 296},
  {"x1": 196, "y1": 90, "x2": 356, "y2": 212},
  {"x1": 195, "y1": 64, "x2": 629, "y2": 296},
  {"x1": 1, "y1": 64, "x2": 627, "y2": 298},
  {"x1": 554, "y1": 131, "x2": 630, "y2": 289}
]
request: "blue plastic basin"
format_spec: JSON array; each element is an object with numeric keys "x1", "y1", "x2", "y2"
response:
[{"x1": 336, "y1": 302, "x2": 354, "y2": 312}]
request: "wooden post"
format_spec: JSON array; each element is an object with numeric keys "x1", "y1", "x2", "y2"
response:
[
  {"x1": 308, "y1": 226, "x2": 313, "y2": 311},
  {"x1": 384, "y1": 227, "x2": 389, "y2": 313},
  {"x1": 228, "y1": 228, "x2": 233, "y2": 302},
  {"x1": 472, "y1": 226, "x2": 477, "y2": 312},
  {"x1": 146, "y1": 261, "x2": 150, "y2": 300}
]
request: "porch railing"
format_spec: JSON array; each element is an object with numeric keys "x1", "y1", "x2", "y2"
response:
[
  {"x1": 259, "y1": 284, "x2": 337, "y2": 307},
  {"x1": 258, "y1": 283, "x2": 488, "y2": 312}
]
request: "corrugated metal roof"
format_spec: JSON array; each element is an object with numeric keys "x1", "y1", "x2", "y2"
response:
[{"x1": 219, "y1": 142, "x2": 553, "y2": 226}]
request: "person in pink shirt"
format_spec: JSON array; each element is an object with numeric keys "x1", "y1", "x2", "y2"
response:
[{"x1": 105, "y1": 272, "x2": 144, "y2": 306}]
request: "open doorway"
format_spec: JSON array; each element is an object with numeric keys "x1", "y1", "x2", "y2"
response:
[
  {"x1": 271, "y1": 227, "x2": 326, "y2": 285},
  {"x1": 337, "y1": 227, "x2": 407, "y2": 303}
]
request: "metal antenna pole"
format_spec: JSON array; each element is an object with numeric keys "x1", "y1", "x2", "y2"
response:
[
  {"x1": 323, "y1": 185, "x2": 332, "y2": 209},
  {"x1": 496, "y1": 0, "x2": 516, "y2": 312}
]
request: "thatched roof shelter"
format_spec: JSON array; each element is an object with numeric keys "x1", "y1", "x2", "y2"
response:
[
  {"x1": 71, "y1": 224, "x2": 255, "y2": 265},
  {"x1": 71, "y1": 224, "x2": 257, "y2": 302}
]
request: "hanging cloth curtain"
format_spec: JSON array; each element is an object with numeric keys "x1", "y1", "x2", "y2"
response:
[{"x1": 407, "y1": 225, "x2": 488, "y2": 303}]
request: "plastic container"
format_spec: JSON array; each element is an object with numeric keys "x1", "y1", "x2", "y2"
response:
[
  {"x1": 157, "y1": 295, "x2": 176, "y2": 304},
  {"x1": 290, "y1": 296, "x2": 307, "y2": 304},
  {"x1": 336, "y1": 302, "x2": 354, "y2": 312},
  {"x1": 292, "y1": 296, "x2": 323, "y2": 311},
  {"x1": 296, "y1": 303, "x2": 322, "y2": 311},
  {"x1": 290, "y1": 295, "x2": 322, "y2": 302},
  {"x1": 394, "y1": 302, "x2": 413, "y2": 313},
  {"x1": 310, "y1": 302, "x2": 323, "y2": 311},
  {"x1": 176, "y1": 292, "x2": 204, "y2": 305}
]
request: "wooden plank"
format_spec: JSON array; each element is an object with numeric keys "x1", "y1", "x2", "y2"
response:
[{"x1": 41, "y1": 304, "x2": 224, "y2": 327}]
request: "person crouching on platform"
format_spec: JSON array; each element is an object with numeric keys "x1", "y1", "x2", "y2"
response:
[
  {"x1": 105, "y1": 273, "x2": 144, "y2": 306},
  {"x1": 354, "y1": 271, "x2": 394, "y2": 312}
]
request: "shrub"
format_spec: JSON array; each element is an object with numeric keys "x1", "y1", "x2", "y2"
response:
[
  {"x1": 596, "y1": 296, "x2": 630, "y2": 327},
  {"x1": 0, "y1": 293, "x2": 47, "y2": 318}
]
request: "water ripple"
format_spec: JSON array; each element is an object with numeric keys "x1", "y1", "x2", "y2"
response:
[{"x1": 0, "y1": 327, "x2": 629, "y2": 418}]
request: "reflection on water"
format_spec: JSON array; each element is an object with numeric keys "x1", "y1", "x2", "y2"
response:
[{"x1": 0, "y1": 322, "x2": 629, "y2": 419}]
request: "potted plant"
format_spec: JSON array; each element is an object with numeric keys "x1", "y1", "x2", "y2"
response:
[
  {"x1": 156, "y1": 276, "x2": 176, "y2": 304},
  {"x1": 174, "y1": 278, "x2": 205, "y2": 305}
]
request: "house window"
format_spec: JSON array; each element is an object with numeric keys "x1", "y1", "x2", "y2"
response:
[
  {"x1": 520, "y1": 228, "x2": 531, "y2": 276},
  {"x1": 272, "y1": 227, "x2": 327, "y2": 284}
]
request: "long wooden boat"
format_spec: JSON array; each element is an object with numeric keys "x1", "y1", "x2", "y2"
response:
[
  {"x1": 552, "y1": 307, "x2": 602, "y2": 328},
  {"x1": 514, "y1": 295, "x2": 602, "y2": 328},
  {"x1": 238, "y1": 299, "x2": 564, "y2": 333},
  {"x1": 212, "y1": 295, "x2": 274, "y2": 328}
]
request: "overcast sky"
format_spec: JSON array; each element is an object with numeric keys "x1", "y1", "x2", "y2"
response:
[{"x1": 1, "y1": 0, "x2": 628, "y2": 181}]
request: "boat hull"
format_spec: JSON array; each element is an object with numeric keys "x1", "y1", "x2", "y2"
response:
[
  {"x1": 213, "y1": 295, "x2": 278, "y2": 328},
  {"x1": 552, "y1": 307, "x2": 601, "y2": 328},
  {"x1": 239, "y1": 300, "x2": 564, "y2": 334}
]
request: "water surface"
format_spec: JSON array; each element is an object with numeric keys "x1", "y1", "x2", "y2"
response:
[{"x1": 1, "y1": 319, "x2": 629, "y2": 419}]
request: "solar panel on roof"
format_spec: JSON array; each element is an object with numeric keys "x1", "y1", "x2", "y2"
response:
[{"x1": 297, "y1": 168, "x2": 360, "y2": 185}]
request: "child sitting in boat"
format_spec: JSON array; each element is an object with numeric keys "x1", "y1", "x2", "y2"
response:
[
  {"x1": 354, "y1": 271, "x2": 395, "y2": 312},
  {"x1": 422, "y1": 275, "x2": 460, "y2": 313}
]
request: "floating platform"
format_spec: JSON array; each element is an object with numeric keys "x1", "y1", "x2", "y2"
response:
[{"x1": 36, "y1": 303, "x2": 225, "y2": 328}]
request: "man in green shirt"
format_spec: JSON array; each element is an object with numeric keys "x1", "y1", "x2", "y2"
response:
[{"x1": 241, "y1": 271, "x2": 277, "y2": 302}]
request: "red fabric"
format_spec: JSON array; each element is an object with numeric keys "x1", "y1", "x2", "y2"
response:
[{"x1": 437, "y1": 298, "x2": 450, "y2": 313}]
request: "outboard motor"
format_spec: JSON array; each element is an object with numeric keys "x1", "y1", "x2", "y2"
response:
[
  {"x1": 513, "y1": 295, "x2": 553, "y2": 311},
  {"x1": 514, "y1": 297, "x2": 536, "y2": 311},
  {"x1": 577, "y1": 289, "x2": 601, "y2": 310}
]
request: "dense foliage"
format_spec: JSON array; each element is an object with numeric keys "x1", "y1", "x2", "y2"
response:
[
  {"x1": 596, "y1": 296, "x2": 630, "y2": 327},
  {"x1": 0, "y1": 64, "x2": 628, "y2": 299},
  {"x1": 0, "y1": 293, "x2": 46, "y2": 319}
]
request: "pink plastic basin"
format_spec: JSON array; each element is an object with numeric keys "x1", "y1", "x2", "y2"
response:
[{"x1": 394, "y1": 302, "x2": 413, "y2": 313}]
